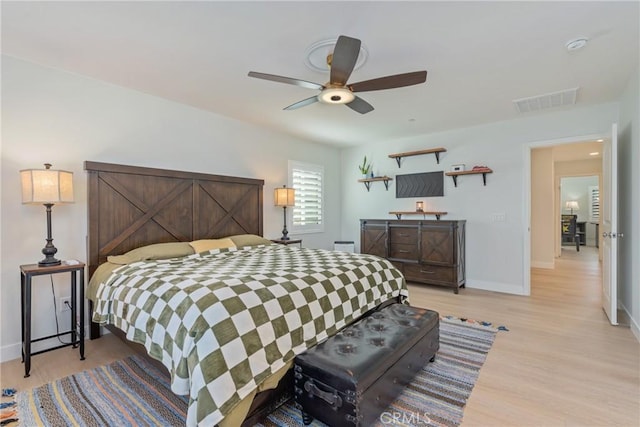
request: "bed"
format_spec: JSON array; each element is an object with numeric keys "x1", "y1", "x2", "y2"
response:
[{"x1": 84, "y1": 161, "x2": 408, "y2": 426}]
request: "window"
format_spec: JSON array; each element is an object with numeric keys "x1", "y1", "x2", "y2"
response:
[
  {"x1": 289, "y1": 160, "x2": 324, "y2": 234},
  {"x1": 589, "y1": 185, "x2": 600, "y2": 222}
]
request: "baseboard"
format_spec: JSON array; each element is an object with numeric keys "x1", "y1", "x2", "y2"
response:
[
  {"x1": 531, "y1": 260, "x2": 554, "y2": 269},
  {"x1": 0, "y1": 342, "x2": 22, "y2": 364},
  {"x1": 0, "y1": 328, "x2": 94, "y2": 363},
  {"x1": 622, "y1": 305, "x2": 640, "y2": 343},
  {"x1": 631, "y1": 320, "x2": 640, "y2": 343},
  {"x1": 466, "y1": 279, "x2": 527, "y2": 295}
]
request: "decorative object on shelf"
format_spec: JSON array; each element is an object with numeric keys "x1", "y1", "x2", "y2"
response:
[
  {"x1": 358, "y1": 155, "x2": 372, "y2": 178},
  {"x1": 388, "y1": 147, "x2": 447, "y2": 167},
  {"x1": 274, "y1": 185, "x2": 295, "y2": 240},
  {"x1": 565, "y1": 200, "x2": 579, "y2": 215},
  {"x1": 20, "y1": 163, "x2": 74, "y2": 266},
  {"x1": 358, "y1": 176, "x2": 393, "y2": 191},
  {"x1": 445, "y1": 167, "x2": 493, "y2": 187},
  {"x1": 451, "y1": 164, "x2": 465, "y2": 172},
  {"x1": 389, "y1": 211, "x2": 447, "y2": 220},
  {"x1": 416, "y1": 201, "x2": 424, "y2": 212}
]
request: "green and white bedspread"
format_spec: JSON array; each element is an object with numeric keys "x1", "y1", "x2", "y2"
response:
[{"x1": 93, "y1": 244, "x2": 407, "y2": 426}]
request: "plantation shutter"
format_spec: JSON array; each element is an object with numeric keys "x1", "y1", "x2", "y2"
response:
[
  {"x1": 290, "y1": 162, "x2": 324, "y2": 232},
  {"x1": 589, "y1": 186, "x2": 600, "y2": 222}
]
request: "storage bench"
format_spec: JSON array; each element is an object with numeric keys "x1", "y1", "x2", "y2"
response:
[{"x1": 293, "y1": 303, "x2": 439, "y2": 426}]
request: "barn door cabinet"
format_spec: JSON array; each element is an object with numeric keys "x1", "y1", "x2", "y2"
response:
[{"x1": 360, "y1": 219, "x2": 466, "y2": 293}]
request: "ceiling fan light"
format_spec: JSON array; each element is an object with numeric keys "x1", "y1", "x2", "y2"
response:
[{"x1": 318, "y1": 87, "x2": 355, "y2": 105}]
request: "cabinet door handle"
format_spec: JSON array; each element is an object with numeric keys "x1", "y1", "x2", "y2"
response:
[
  {"x1": 420, "y1": 270, "x2": 435, "y2": 274},
  {"x1": 398, "y1": 250, "x2": 410, "y2": 253},
  {"x1": 398, "y1": 233, "x2": 409, "y2": 236}
]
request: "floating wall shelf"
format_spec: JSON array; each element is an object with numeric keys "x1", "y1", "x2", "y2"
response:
[
  {"x1": 388, "y1": 147, "x2": 447, "y2": 167},
  {"x1": 445, "y1": 168, "x2": 493, "y2": 187},
  {"x1": 389, "y1": 211, "x2": 448, "y2": 220},
  {"x1": 358, "y1": 176, "x2": 393, "y2": 191}
]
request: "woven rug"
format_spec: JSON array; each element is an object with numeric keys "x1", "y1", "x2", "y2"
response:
[{"x1": 15, "y1": 317, "x2": 499, "y2": 427}]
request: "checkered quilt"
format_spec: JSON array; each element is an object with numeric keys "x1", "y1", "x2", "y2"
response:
[{"x1": 92, "y1": 244, "x2": 407, "y2": 426}]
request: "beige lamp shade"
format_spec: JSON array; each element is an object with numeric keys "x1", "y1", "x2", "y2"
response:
[
  {"x1": 21, "y1": 164, "x2": 74, "y2": 204},
  {"x1": 565, "y1": 200, "x2": 579, "y2": 211},
  {"x1": 274, "y1": 186, "x2": 295, "y2": 207}
]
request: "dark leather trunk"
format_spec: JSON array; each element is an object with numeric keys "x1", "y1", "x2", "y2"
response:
[{"x1": 294, "y1": 304, "x2": 439, "y2": 426}]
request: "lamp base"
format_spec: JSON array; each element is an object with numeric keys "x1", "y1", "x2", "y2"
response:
[
  {"x1": 281, "y1": 206, "x2": 290, "y2": 240},
  {"x1": 38, "y1": 256, "x2": 61, "y2": 267},
  {"x1": 39, "y1": 215, "x2": 60, "y2": 265}
]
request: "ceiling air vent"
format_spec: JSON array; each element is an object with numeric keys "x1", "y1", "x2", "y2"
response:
[{"x1": 513, "y1": 87, "x2": 579, "y2": 113}]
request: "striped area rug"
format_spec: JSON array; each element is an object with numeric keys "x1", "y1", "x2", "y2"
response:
[{"x1": 16, "y1": 317, "x2": 498, "y2": 427}]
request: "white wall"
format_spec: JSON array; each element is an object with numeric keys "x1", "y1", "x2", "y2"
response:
[
  {"x1": 618, "y1": 66, "x2": 640, "y2": 340},
  {"x1": 341, "y1": 103, "x2": 618, "y2": 295},
  {"x1": 0, "y1": 56, "x2": 342, "y2": 361}
]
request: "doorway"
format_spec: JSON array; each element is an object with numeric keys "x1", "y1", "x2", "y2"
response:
[{"x1": 525, "y1": 134, "x2": 605, "y2": 295}]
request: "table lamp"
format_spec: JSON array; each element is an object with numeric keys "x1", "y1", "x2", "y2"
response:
[
  {"x1": 565, "y1": 200, "x2": 579, "y2": 215},
  {"x1": 274, "y1": 185, "x2": 295, "y2": 240},
  {"x1": 20, "y1": 163, "x2": 74, "y2": 266}
]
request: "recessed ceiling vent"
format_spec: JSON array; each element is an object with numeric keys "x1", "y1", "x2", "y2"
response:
[{"x1": 513, "y1": 87, "x2": 579, "y2": 113}]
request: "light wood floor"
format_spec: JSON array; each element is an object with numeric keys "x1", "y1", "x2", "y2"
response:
[{"x1": 1, "y1": 246, "x2": 638, "y2": 426}]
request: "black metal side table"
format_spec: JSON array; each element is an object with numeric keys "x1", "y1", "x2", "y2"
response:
[{"x1": 20, "y1": 262, "x2": 86, "y2": 377}]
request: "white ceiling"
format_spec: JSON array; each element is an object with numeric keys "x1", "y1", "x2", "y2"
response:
[{"x1": 2, "y1": 1, "x2": 638, "y2": 147}]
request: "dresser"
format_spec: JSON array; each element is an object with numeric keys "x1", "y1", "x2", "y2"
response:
[{"x1": 360, "y1": 219, "x2": 466, "y2": 293}]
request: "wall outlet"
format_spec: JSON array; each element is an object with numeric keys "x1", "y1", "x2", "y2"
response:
[
  {"x1": 59, "y1": 297, "x2": 71, "y2": 312},
  {"x1": 492, "y1": 213, "x2": 507, "y2": 222}
]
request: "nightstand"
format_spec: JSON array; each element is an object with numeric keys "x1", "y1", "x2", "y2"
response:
[
  {"x1": 20, "y1": 261, "x2": 86, "y2": 378},
  {"x1": 271, "y1": 239, "x2": 302, "y2": 247}
]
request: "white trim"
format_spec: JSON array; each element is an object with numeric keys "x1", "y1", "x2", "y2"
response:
[
  {"x1": 531, "y1": 261, "x2": 555, "y2": 269},
  {"x1": 0, "y1": 342, "x2": 21, "y2": 363},
  {"x1": 522, "y1": 144, "x2": 532, "y2": 295},
  {"x1": 466, "y1": 280, "x2": 528, "y2": 295},
  {"x1": 624, "y1": 305, "x2": 640, "y2": 343}
]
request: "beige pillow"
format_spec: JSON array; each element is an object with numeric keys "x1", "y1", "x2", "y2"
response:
[
  {"x1": 107, "y1": 242, "x2": 195, "y2": 265},
  {"x1": 228, "y1": 234, "x2": 274, "y2": 248},
  {"x1": 189, "y1": 238, "x2": 236, "y2": 253}
]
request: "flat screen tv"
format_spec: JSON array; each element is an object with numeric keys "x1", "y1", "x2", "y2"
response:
[{"x1": 395, "y1": 171, "x2": 444, "y2": 198}]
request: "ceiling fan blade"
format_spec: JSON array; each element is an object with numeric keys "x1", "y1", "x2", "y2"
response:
[
  {"x1": 329, "y1": 35, "x2": 361, "y2": 86},
  {"x1": 346, "y1": 96, "x2": 374, "y2": 114},
  {"x1": 349, "y1": 71, "x2": 427, "y2": 92},
  {"x1": 248, "y1": 71, "x2": 324, "y2": 91},
  {"x1": 284, "y1": 96, "x2": 319, "y2": 110}
]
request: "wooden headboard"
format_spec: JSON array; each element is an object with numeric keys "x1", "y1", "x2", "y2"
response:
[{"x1": 85, "y1": 161, "x2": 264, "y2": 278}]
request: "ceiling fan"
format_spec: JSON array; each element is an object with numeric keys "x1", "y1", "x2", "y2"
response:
[{"x1": 248, "y1": 35, "x2": 427, "y2": 114}]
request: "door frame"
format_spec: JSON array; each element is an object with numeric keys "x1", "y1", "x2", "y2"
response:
[{"x1": 522, "y1": 131, "x2": 609, "y2": 295}]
